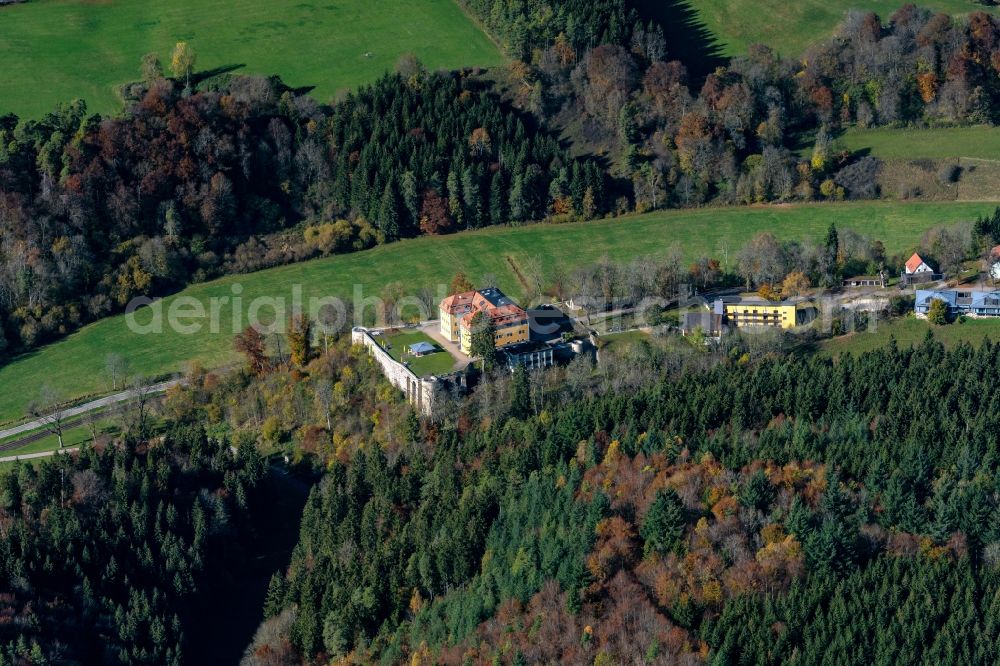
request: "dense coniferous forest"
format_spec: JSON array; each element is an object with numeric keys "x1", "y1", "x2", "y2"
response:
[
  {"x1": 0, "y1": 423, "x2": 266, "y2": 664},
  {"x1": 7, "y1": 313, "x2": 1000, "y2": 662},
  {"x1": 8, "y1": 4, "x2": 1000, "y2": 660},
  {"x1": 0, "y1": 69, "x2": 607, "y2": 359},
  {"x1": 321, "y1": 69, "x2": 608, "y2": 239},
  {"x1": 459, "y1": 0, "x2": 652, "y2": 57},
  {"x1": 212, "y1": 332, "x2": 1000, "y2": 664}
]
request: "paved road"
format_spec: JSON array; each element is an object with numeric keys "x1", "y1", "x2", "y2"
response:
[
  {"x1": 0, "y1": 414, "x2": 90, "y2": 454},
  {"x1": 418, "y1": 323, "x2": 469, "y2": 371},
  {"x1": 0, "y1": 379, "x2": 180, "y2": 442},
  {"x1": 0, "y1": 446, "x2": 80, "y2": 464}
]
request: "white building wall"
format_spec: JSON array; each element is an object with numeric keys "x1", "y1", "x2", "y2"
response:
[{"x1": 351, "y1": 327, "x2": 437, "y2": 416}]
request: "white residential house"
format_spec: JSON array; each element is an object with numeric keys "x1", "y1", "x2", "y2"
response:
[
  {"x1": 905, "y1": 253, "x2": 934, "y2": 275},
  {"x1": 901, "y1": 252, "x2": 941, "y2": 286}
]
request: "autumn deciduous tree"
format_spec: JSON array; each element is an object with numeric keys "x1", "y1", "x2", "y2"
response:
[
  {"x1": 642, "y1": 60, "x2": 689, "y2": 124},
  {"x1": 419, "y1": 190, "x2": 453, "y2": 235},
  {"x1": 27, "y1": 384, "x2": 69, "y2": 449},
  {"x1": 811, "y1": 128, "x2": 832, "y2": 172},
  {"x1": 927, "y1": 298, "x2": 950, "y2": 325},
  {"x1": 140, "y1": 52, "x2": 163, "y2": 83},
  {"x1": 737, "y1": 232, "x2": 786, "y2": 290},
  {"x1": 587, "y1": 516, "x2": 639, "y2": 582},
  {"x1": 916, "y1": 71, "x2": 938, "y2": 103},
  {"x1": 676, "y1": 111, "x2": 711, "y2": 177},
  {"x1": 757, "y1": 283, "x2": 782, "y2": 301},
  {"x1": 553, "y1": 33, "x2": 575, "y2": 65},
  {"x1": 105, "y1": 352, "x2": 130, "y2": 391},
  {"x1": 235, "y1": 326, "x2": 269, "y2": 375},
  {"x1": 689, "y1": 256, "x2": 722, "y2": 288},
  {"x1": 582, "y1": 45, "x2": 637, "y2": 127},
  {"x1": 781, "y1": 270, "x2": 811, "y2": 298},
  {"x1": 170, "y1": 42, "x2": 196, "y2": 88},
  {"x1": 922, "y1": 225, "x2": 970, "y2": 277},
  {"x1": 581, "y1": 187, "x2": 596, "y2": 220},
  {"x1": 450, "y1": 271, "x2": 474, "y2": 294},
  {"x1": 468, "y1": 127, "x2": 492, "y2": 156},
  {"x1": 120, "y1": 375, "x2": 158, "y2": 440},
  {"x1": 288, "y1": 313, "x2": 314, "y2": 368}
]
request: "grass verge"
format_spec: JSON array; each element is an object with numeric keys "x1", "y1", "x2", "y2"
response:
[
  {"x1": 839, "y1": 126, "x2": 1000, "y2": 161},
  {"x1": 820, "y1": 316, "x2": 1000, "y2": 356}
]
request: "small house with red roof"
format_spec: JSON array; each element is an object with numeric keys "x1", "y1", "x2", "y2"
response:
[
  {"x1": 905, "y1": 253, "x2": 933, "y2": 275},
  {"x1": 901, "y1": 252, "x2": 940, "y2": 286}
]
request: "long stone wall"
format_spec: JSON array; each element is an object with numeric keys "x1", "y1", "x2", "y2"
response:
[{"x1": 351, "y1": 327, "x2": 437, "y2": 416}]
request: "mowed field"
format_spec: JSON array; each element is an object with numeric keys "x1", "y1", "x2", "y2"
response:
[
  {"x1": 0, "y1": 200, "x2": 996, "y2": 422},
  {"x1": 821, "y1": 316, "x2": 1000, "y2": 356},
  {"x1": 0, "y1": 0, "x2": 502, "y2": 118},
  {"x1": 840, "y1": 126, "x2": 1000, "y2": 160},
  {"x1": 687, "y1": 0, "x2": 998, "y2": 56}
]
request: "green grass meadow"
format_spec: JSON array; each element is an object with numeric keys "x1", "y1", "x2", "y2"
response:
[
  {"x1": 0, "y1": 200, "x2": 996, "y2": 421},
  {"x1": 687, "y1": 0, "x2": 997, "y2": 56},
  {"x1": 0, "y1": 0, "x2": 502, "y2": 118},
  {"x1": 821, "y1": 316, "x2": 1000, "y2": 356},
  {"x1": 380, "y1": 331, "x2": 457, "y2": 377},
  {"x1": 839, "y1": 126, "x2": 1000, "y2": 160},
  {"x1": 597, "y1": 329, "x2": 651, "y2": 350}
]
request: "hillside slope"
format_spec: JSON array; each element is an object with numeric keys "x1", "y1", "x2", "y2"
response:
[
  {"x1": 0, "y1": 0, "x2": 502, "y2": 117},
  {"x1": 685, "y1": 0, "x2": 999, "y2": 55},
  {"x1": 0, "y1": 199, "x2": 995, "y2": 422}
]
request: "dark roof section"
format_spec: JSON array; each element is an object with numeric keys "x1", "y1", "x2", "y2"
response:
[{"x1": 477, "y1": 286, "x2": 515, "y2": 308}]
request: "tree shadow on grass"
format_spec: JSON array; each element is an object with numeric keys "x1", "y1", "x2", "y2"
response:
[
  {"x1": 630, "y1": 0, "x2": 728, "y2": 87},
  {"x1": 789, "y1": 125, "x2": 874, "y2": 160},
  {"x1": 192, "y1": 63, "x2": 247, "y2": 85},
  {"x1": 193, "y1": 65, "x2": 316, "y2": 97}
]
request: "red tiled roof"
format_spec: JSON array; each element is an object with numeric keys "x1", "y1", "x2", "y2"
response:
[
  {"x1": 487, "y1": 303, "x2": 527, "y2": 327},
  {"x1": 440, "y1": 291, "x2": 476, "y2": 315},
  {"x1": 460, "y1": 302, "x2": 527, "y2": 328},
  {"x1": 444, "y1": 287, "x2": 527, "y2": 329},
  {"x1": 905, "y1": 253, "x2": 926, "y2": 274},
  {"x1": 990, "y1": 245, "x2": 1000, "y2": 259}
]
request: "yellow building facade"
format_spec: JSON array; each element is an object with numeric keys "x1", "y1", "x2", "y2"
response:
[
  {"x1": 439, "y1": 306, "x2": 462, "y2": 341},
  {"x1": 723, "y1": 300, "x2": 801, "y2": 329},
  {"x1": 440, "y1": 288, "x2": 529, "y2": 355},
  {"x1": 440, "y1": 309, "x2": 459, "y2": 340},
  {"x1": 492, "y1": 317, "x2": 530, "y2": 348},
  {"x1": 459, "y1": 313, "x2": 529, "y2": 354},
  {"x1": 439, "y1": 292, "x2": 475, "y2": 342}
]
